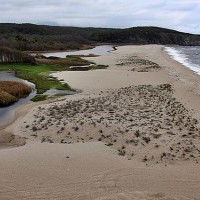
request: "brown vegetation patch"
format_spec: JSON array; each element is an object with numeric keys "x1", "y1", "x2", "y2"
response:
[
  {"x1": 0, "y1": 81, "x2": 32, "y2": 106},
  {"x1": 36, "y1": 56, "x2": 91, "y2": 67},
  {"x1": 117, "y1": 56, "x2": 161, "y2": 72},
  {"x1": 23, "y1": 84, "x2": 200, "y2": 165}
]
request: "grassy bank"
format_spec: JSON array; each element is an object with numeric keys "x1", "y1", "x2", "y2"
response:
[
  {"x1": 0, "y1": 56, "x2": 91, "y2": 94},
  {"x1": 0, "y1": 63, "x2": 71, "y2": 94},
  {"x1": 0, "y1": 56, "x2": 108, "y2": 103},
  {"x1": 69, "y1": 64, "x2": 108, "y2": 71},
  {"x1": 0, "y1": 81, "x2": 32, "y2": 106}
]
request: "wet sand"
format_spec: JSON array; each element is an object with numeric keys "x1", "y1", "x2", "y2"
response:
[{"x1": 1, "y1": 45, "x2": 200, "y2": 199}]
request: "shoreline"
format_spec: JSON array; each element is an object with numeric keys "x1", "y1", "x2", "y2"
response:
[
  {"x1": 160, "y1": 46, "x2": 200, "y2": 119},
  {"x1": 165, "y1": 46, "x2": 200, "y2": 76},
  {"x1": 1, "y1": 44, "x2": 200, "y2": 199}
]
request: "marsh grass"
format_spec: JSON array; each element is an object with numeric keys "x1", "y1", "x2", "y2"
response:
[
  {"x1": 0, "y1": 56, "x2": 103, "y2": 104},
  {"x1": 31, "y1": 95, "x2": 48, "y2": 102},
  {"x1": 0, "y1": 56, "x2": 92, "y2": 94},
  {"x1": 0, "y1": 81, "x2": 32, "y2": 106},
  {"x1": 0, "y1": 63, "x2": 71, "y2": 94},
  {"x1": 69, "y1": 64, "x2": 108, "y2": 71},
  {"x1": 0, "y1": 90, "x2": 17, "y2": 106},
  {"x1": 90, "y1": 65, "x2": 108, "y2": 70}
]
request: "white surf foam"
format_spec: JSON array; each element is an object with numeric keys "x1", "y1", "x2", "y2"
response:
[{"x1": 165, "y1": 47, "x2": 200, "y2": 76}]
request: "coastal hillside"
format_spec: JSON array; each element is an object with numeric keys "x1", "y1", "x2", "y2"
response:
[
  {"x1": 92, "y1": 27, "x2": 200, "y2": 46},
  {"x1": 0, "y1": 23, "x2": 200, "y2": 51},
  {"x1": 0, "y1": 23, "x2": 112, "y2": 51}
]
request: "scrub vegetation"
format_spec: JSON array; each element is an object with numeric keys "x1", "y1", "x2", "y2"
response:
[{"x1": 0, "y1": 23, "x2": 199, "y2": 52}]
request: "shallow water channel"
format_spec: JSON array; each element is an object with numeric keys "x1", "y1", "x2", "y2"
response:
[{"x1": 0, "y1": 72, "x2": 36, "y2": 128}]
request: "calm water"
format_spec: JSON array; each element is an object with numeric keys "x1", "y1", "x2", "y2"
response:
[
  {"x1": 41, "y1": 45, "x2": 114, "y2": 58},
  {"x1": 165, "y1": 46, "x2": 200, "y2": 75},
  {"x1": 0, "y1": 72, "x2": 36, "y2": 128}
]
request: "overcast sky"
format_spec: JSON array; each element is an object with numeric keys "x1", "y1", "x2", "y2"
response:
[{"x1": 0, "y1": 0, "x2": 199, "y2": 34}]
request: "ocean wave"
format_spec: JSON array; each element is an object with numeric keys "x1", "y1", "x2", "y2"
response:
[{"x1": 165, "y1": 46, "x2": 200, "y2": 76}]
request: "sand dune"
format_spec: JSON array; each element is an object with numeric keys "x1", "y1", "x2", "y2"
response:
[{"x1": 1, "y1": 45, "x2": 200, "y2": 199}]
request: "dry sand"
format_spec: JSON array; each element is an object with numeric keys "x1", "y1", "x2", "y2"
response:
[{"x1": 1, "y1": 45, "x2": 200, "y2": 199}]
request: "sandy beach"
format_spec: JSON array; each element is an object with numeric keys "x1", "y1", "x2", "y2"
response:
[{"x1": 1, "y1": 45, "x2": 200, "y2": 199}]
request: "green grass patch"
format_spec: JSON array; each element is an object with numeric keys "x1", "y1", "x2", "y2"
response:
[
  {"x1": 0, "y1": 63, "x2": 71, "y2": 94},
  {"x1": 31, "y1": 95, "x2": 48, "y2": 102},
  {"x1": 53, "y1": 93, "x2": 68, "y2": 97},
  {"x1": 69, "y1": 64, "x2": 109, "y2": 71},
  {"x1": 32, "y1": 93, "x2": 69, "y2": 102},
  {"x1": 89, "y1": 65, "x2": 108, "y2": 70},
  {"x1": 0, "y1": 56, "x2": 108, "y2": 99}
]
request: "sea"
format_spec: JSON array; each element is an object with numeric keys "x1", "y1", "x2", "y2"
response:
[{"x1": 165, "y1": 46, "x2": 200, "y2": 75}]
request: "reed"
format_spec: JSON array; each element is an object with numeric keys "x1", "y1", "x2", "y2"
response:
[{"x1": 0, "y1": 81, "x2": 32, "y2": 106}]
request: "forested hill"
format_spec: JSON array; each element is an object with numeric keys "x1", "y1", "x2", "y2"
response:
[
  {"x1": 92, "y1": 27, "x2": 200, "y2": 46},
  {"x1": 0, "y1": 23, "x2": 199, "y2": 51}
]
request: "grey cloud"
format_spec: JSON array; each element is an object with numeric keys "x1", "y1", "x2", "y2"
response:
[{"x1": 0, "y1": 0, "x2": 199, "y2": 33}]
